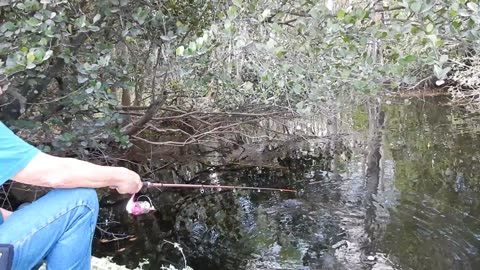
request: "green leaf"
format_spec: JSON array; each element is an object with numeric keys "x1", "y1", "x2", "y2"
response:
[
  {"x1": 295, "y1": 101, "x2": 304, "y2": 110},
  {"x1": 411, "y1": 26, "x2": 419, "y2": 34},
  {"x1": 0, "y1": 22, "x2": 15, "y2": 33},
  {"x1": 244, "y1": 81, "x2": 253, "y2": 90},
  {"x1": 89, "y1": 26, "x2": 100, "y2": 32},
  {"x1": 355, "y1": 9, "x2": 368, "y2": 19},
  {"x1": 176, "y1": 46, "x2": 185, "y2": 56},
  {"x1": 275, "y1": 48, "x2": 287, "y2": 57},
  {"x1": 435, "y1": 39, "x2": 444, "y2": 47},
  {"x1": 75, "y1": 16, "x2": 87, "y2": 28},
  {"x1": 374, "y1": 31, "x2": 388, "y2": 39},
  {"x1": 16, "y1": 3, "x2": 26, "y2": 10},
  {"x1": 440, "y1": 67, "x2": 451, "y2": 79},
  {"x1": 400, "y1": 55, "x2": 416, "y2": 64},
  {"x1": 434, "y1": 65, "x2": 451, "y2": 79},
  {"x1": 77, "y1": 75, "x2": 88, "y2": 83},
  {"x1": 337, "y1": 9, "x2": 346, "y2": 19},
  {"x1": 439, "y1": 54, "x2": 448, "y2": 65},
  {"x1": 426, "y1": 23, "x2": 434, "y2": 33},
  {"x1": 467, "y1": 2, "x2": 478, "y2": 12},
  {"x1": 196, "y1": 37, "x2": 204, "y2": 46},
  {"x1": 27, "y1": 52, "x2": 35, "y2": 62},
  {"x1": 232, "y1": 0, "x2": 243, "y2": 7},
  {"x1": 228, "y1": 6, "x2": 238, "y2": 17},
  {"x1": 33, "y1": 48, "x2": 45, "y2": 60},
  {"x1": 25, "y1": 17, "x2": 41, "y2": 27},
  {"x1": 410, "y1": 2, "x2": 422, "y2": 13},
  {"x1": 261, "y1": 9, "x2": 271, "y2": 20},
  {"x1": 133, "y1": 7, "x2": 148, "y2": 25},
  {"x1": 85, "y1": 87, "x2": 94, "y2": 94},
  {"x1": 224, "y1": 20, "x2": 233, "y2": 32},
  {"x1": 449, "y1": 9, "x2": 458, "y2": 18},
  {"x1": 188, "y1": 41, "x2": 197, "y2": 53},
  {"x1": 93, "y1": 14, "x2": 101, "y2": 24},
  {"x1": 353, "y1": 81, "x2": 368, "y2": 91}
]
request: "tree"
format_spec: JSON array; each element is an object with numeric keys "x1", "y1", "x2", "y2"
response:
[{"x1": 1, "y1": 0, "x2": 479, "y2": 156}]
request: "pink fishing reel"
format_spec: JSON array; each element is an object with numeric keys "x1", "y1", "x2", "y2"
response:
[{"x1": 126, "y1": 194, "x2": 155, "y2": 215}]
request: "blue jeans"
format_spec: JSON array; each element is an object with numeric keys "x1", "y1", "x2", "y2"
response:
[{"x1": 0, "y1": 188, "x2": 99, "y2": 270}]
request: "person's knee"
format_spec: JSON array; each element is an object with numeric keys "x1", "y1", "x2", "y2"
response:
[
  {"x1": 76, "y1": 188, "x2": 99, "y2": 213},
  {"x1": 52, "y1": 188, "x2": 99, "y2": 214}
]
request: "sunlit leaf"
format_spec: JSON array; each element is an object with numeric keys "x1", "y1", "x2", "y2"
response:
[
  {"x1": 439, "y1": 54, "x2": 448, "y2": 65},
  {"x1": 433, "y1": 65, "x2": 451, "y2": 79},
  {"x1": 426, "y1": 23, "x2": 434, "y2": 33},
  {"x1": 261, "y1": 9, "x2": 271, "y2": 20},
  {"x1": 176, "y1": 46, "x2": 185, "y2": 56},
  {"x1": 27, "y1": 52, "x2": 35, "y2": 62},
  {"x1": 75, "y1": 15, "x2": 87, "y2": 28},
  {"x1": 410, "y1": 2, "x2": 422, "y2": 13},
  {"x1": 42, "y1": 50, "x2": 53, "y2": 61},
  {"x1": 77, "y1": 75, "x2": 88, "y2": 83},
  {"x1": 232, "y1": 0, "x2": 243, "y2": 7},
  {"x1": 25, "y1": 17, "x2": 41, "y2": 27},
  {"x1": 93, "y1": 14, "x2": 101, "y2": 24},
  {"x1": 467, "y1": 2, "x2": 478, "y2": 12},
  {"x1": 228, "y1": 6, "x2": 238, "y2": 18}
]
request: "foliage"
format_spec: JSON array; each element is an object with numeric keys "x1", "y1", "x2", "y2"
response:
[
  {"x1": 172, "y1": 0, "x2": 480, "y2": 110},
  {"x1": 1, "y1": 0, "x2": 480, "y2": 153},
  {"x1": 0, "y1": 0, "x2": 222, "y2": 154}
]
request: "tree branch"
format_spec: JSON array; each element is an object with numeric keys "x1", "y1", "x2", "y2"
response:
[{"x1": 121, "y1": 97, "x2": 166, "y2": 136}]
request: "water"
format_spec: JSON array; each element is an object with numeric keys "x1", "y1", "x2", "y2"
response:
[{"x1": 94, "y1": 98, "x2": 480, "y2": 270}]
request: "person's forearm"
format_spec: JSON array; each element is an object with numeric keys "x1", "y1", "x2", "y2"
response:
[{"x1": 12, "y1": 152, "x2": 124, "y2": 189}]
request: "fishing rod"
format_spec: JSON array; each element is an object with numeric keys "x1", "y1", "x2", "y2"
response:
[
  {"x1": 126, "y1": 181, "x2": 297, "y2": 216},
  {"x1": 142, "y1": 181, "x2": 297, "y2": 193}
]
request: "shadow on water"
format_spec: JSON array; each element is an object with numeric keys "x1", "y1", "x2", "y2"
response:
[{"x1": 94, "y1": 98, "x2": 480, "y2": 270}]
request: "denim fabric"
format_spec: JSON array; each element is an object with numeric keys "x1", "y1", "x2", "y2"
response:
[{"x1": 0, "y1": 188, "x2": 99, "y2": 270}]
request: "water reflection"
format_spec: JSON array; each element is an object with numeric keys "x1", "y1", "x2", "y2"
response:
[
  {"x1": 379, "y1": 99, "x2": 480, "y2": 270},
  {"x1": 94, "y1": 98, "x2": 480, "y2": 270}
]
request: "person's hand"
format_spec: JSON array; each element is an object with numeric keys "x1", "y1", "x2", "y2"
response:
[{"x1": 110, "y1": 168, "x2": 143, "y2": 194}]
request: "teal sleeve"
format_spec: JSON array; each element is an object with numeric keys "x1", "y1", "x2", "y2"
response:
[{"x1": 0, "y1": 122, "x2": 40, "y2": 185}]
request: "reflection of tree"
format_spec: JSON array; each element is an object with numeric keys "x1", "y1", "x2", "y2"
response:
[
  {"x1": 382, "y1": 99, "x2": 480, "y2": 270},
  {"x1": 95, "y1": 143, "x2": 342, "y2": 270},
  {"x1": 363, "y1": 99, "x2": 385, "y2": 258}
]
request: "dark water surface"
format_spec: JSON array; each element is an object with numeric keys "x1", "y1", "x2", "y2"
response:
[{"x1": 94, "y1": 99, "x2": 480, "y2": 270}]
